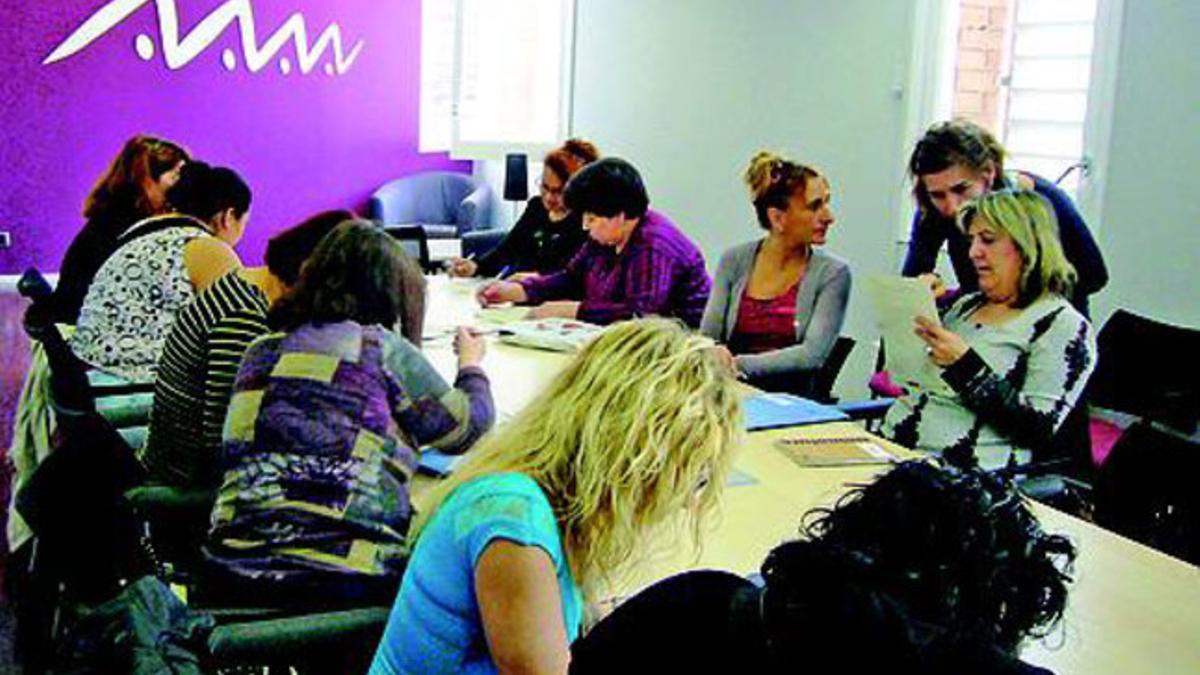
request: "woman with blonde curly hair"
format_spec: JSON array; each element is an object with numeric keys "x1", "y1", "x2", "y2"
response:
[
  {"x1": 884, "y1": 189, "x2": 1096, "y2": 470},
  {"x1": 701, "y1": 151, "x2": 851, "y2": 395},
  {"x1": 369, "y1": 318, "x2": 743, "y2": 674}
]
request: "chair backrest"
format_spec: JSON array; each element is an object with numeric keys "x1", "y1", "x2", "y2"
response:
[
  {"x1": 383, "y1": 225, "x2": 432, "y2": 272},
  {"x1": 809, "y1": 336, "x2": 855, "y2": 404},
  {"x1": 20, "y1": 269, "x2": 95, "y2": 418},
  {"x1": 367, "y1": 172, "x2": 493, "y2": 234},
  {"x1": 1088, "y1": 309, "x2": 1200, "y2": 434}
]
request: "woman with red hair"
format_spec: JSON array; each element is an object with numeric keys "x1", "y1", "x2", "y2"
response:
[{"x1": 448, "y1": 138, "x2": 599, "y2": 279}]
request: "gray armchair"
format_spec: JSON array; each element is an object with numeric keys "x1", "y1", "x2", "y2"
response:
[{"x1": 367, "y1": 171, "x2": 495, "y2": 239}]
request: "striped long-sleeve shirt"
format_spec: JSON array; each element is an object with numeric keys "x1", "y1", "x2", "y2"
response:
[
  {"x1": 142, "y1": 270, "x2": 270, "y2": 488},
  {"x1": 519, "y1": 210, "x2": 712, "y2": 327}
]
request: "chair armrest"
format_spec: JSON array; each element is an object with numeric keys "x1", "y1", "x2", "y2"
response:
[
  {"x1": 462, "y1": 229, "x2": 508, "y2": 259},
  {"x1": 207, "y1": 607, "x2": 390, "y2": 663},
  {"x1": 456, "y1": 186, "x2": 494, "y2": 234},
  {"x1": 835, "y1": 398, "x2": 896, "y2": 421}
]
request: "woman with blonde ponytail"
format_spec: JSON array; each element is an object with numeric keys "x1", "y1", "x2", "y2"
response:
[
  {"x1": 700, "y1": 151, "x2": 851, "y2": 395},
  {"x1": 370, "y1": 318, "x2": 743, "y2": 674}
]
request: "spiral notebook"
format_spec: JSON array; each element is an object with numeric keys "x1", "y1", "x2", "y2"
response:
[{"x1": 774, "y1": 436, "x2": 900, "y2": 467}]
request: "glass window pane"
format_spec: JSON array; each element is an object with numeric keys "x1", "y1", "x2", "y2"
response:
[
  {"x1": 1016, "y1": 0, "x2": 1098, "y2": 25},
  {"x1": 1013, "y1": 24, "x2": 1095, "y2": 57},
  {"x1": 419, "y1": 0, "x2": 456, "y2": 153},
  {"x1": 1007, "y1": 90, "x2": 1089, "y2": 123},
  {"x1": 1009, "y1": 56, "x2": 1092, "y2": 91},
  {"x1": 1005, "y1": 121, "x2": 1084, "y2": 158},
  {"x1": 456, "y1": 0, "x2": 568, "y2": 151}
]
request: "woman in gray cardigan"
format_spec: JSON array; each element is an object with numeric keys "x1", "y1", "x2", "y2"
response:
[{"x1": 701, "y1": 152, "x2": 851, "y2": 395}]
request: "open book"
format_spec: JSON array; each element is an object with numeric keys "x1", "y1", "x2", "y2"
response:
[{"x1": 498, "y1": 318, "x2": 604, "y2": 352}]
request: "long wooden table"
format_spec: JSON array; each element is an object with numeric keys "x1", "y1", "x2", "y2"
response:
[{"x1": 420, "y1": 276, "x2": 1200, "y2": 674}]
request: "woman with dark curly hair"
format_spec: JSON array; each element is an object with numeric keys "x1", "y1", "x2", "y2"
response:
[{"x1": 570, "y1": 460, "x2": 1076, "y2": 674}]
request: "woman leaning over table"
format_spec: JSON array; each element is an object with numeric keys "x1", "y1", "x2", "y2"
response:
[
  {"x1": 882, "y1": 189, "x2": 1096, "y2": 471},
  {"x1": 701, "y1": 151, "x2": 850, "y2": 395},
  {"x1": 902, "y1": 119, "x2": 1107, "y2": 317},
  {"x1": 448, "y1": 139, "x2": 599, "y2": 280},
  {"x1": 206, "y1": 220, "x2": 495, "y2": 607},
  {"x1": 70, "y1": 161, "x2": 251, "y2": 383},
  {"x1": 476, "y1": 158, "x2": 712, "y2": 327},
  {"x1": 369, "y1": 318, "x2": 743, "y2": 674}
]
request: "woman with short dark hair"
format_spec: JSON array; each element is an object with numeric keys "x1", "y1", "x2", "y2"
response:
[
  {"x1": 477, "y1": 158, "x2": 712, "y2": 327},
  {"x1": 206, "y1": 220, "x2": 495, "y2": 606}
]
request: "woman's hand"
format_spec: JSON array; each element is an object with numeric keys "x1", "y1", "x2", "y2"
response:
[
  {"x1": 506, "y1": 271, "x2": 540, "y2": 283},
  {"x1": 447, "y1": 257, "x2": 478, "y2": 277},
  {"x1": 917, "y1": 273, "x2": 948, "y2": 300},
  {"x1": 528, "y1": 301, "x2": 580, "y2": 320},
  {"x1": 914, "y1": 315, "x2": 969, "y2": 367},
  {"x1": 709, "y1": 345, "x2": 740, "y2": 379},
  {"x1": 477, "y1": 281, "x2": 528, "y2": 306},
  {"x1": 454, "y1": 326, "x2": 487, "y2": 368}
]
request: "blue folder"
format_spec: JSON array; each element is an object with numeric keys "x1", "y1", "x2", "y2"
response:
[
  {"x1": 417, "y1": 449, "x2": 463, "y2": 477},
  {"x1": 742, "y1": 393, "x2": 849, "y2": 431}
]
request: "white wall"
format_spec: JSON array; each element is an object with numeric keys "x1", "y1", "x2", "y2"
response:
[
  {"x1": 1088, "y1": 0, "x2": 1200, "y2": 329},
  {"x1": 570, "y1": 0, "x2": 924, "y2": 396}
]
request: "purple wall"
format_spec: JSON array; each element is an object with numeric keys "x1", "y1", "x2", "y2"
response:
[{"x1": 0, "y1": 0, "x2": 468, "y2": 274}]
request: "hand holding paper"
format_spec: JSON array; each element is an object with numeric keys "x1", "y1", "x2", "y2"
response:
[{"x1": 863, "y1": 275, "x2": 951, "y2": 394}]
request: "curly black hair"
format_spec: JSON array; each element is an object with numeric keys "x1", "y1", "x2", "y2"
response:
[{"x1": 760, "y1": 460, "x2": 1076, "y2": 670}]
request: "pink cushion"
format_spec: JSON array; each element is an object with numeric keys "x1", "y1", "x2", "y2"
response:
[
  {"x1": 1090, "y1": 418, "x2": 1125, "y2": 468},
  {"x1": 869, "y1": 371, "x2": 907, "y2": 398}
]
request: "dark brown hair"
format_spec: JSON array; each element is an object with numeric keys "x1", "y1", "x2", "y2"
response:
[
  {"x1": 543, "y1": 138, "x2": 600, "y2": 183},
  {"x1": 268, "y1": 220, "x2": 426, "y2": 344},
  {"x1": 744, "y1": 151, "x2": 821, "y2": 230},
  {"x1": 908, "y1": 120, "x2": 1007, "y2": 215},
  {"x1": 264, "y1": 209, "x2": 356, "y2": 286},
  {"x1": 83, "y1": 135, "x2": 189, "y2": 222}
]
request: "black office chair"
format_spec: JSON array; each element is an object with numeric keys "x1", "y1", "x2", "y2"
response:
[
  {"x1": 383, "y1": 224, "x2": 433, "y2": 271},
  {"x1": 14, "y1": 269, "x2": 392, "y2": 674},
  {"x1": 1086, "y1": 310, "x2": 1200, "y2": 563}
]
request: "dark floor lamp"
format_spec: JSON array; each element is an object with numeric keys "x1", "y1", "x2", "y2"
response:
[{"x1": 503, "y1": 152, "x2": 529, "y2": 224}]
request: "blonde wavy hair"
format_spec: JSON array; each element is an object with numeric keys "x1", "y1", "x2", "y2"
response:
[
  {"x1": 957, "y1": 188, "x2": 1077, "y2": 307},
  {"x1": 413, "y1": 318, "x2": 743, "y2": 599},
  {"x1": 744, "y1": 151, "x2": 823, "y2": 230}
]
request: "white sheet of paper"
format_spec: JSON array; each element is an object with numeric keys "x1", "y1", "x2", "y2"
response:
[{"x1": 863, "y1": 275, "x2": 951, "y2": 394}]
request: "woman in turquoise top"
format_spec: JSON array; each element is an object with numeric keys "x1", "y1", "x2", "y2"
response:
[{"x1": 370, "y1": 318, "x2": 744, "y2": 674}]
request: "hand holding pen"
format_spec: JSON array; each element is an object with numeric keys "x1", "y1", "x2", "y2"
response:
[{"x1": 446, "y1": 253, "x2": 477, "y2": 278}]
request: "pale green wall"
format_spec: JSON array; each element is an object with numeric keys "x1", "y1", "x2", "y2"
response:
[
  {"x1": 1090, "y1": 0, "x2": 1200, "y2": 328},
  {"x1": 570, "y1": 0, "x2": 922, "y2": 395}
]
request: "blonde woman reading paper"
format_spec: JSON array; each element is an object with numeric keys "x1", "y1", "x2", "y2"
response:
[
  {"x1": 882, "y1": 190, "x2": 1095, "y2": 470},
  {"x1": 369, "y1": 319, "x2": 742, "y2": 674},
  {"x1": 700, "y1": 152, "x2": 850, "y2": 395}
]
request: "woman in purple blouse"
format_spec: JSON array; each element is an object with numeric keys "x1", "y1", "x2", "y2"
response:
[{"x1": 477, "y1": 158, "x2": 712, "y2": 327}]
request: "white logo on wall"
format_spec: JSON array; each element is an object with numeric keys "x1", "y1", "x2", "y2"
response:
[{"x1": 45, "y1": 0, "x2": 364, "y2": 76}]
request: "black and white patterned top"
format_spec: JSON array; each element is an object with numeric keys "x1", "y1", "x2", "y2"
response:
[
  {"x1": 70, "y1": 215, "x2": 212, "y2": 383},
  {"x1": 882, "y1": 292, "x2": 1095, "y2": 470}
]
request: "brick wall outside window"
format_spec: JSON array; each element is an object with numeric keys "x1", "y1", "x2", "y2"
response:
[{"x1": 952, "y1": 0, "x2": 1011, "y2": 133}]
